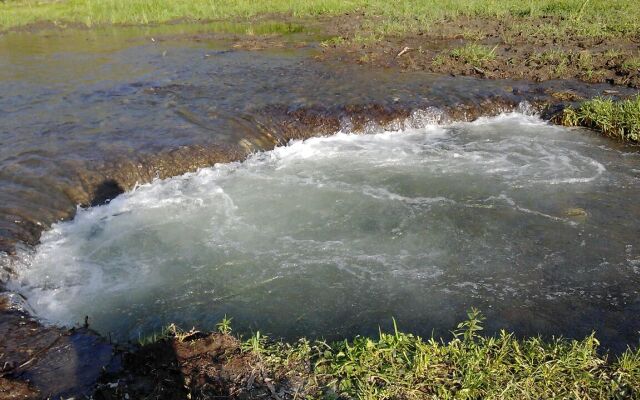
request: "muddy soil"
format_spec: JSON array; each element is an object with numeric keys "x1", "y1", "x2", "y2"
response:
[
  {"x1": 317, "y1": 14, "x2": 640, "y2": 88},
  {"x1": 150, "y1": 14, "x2": 640, "y2": 88},
  {"x1": 94, "y1": 332, "x2": 311, "y2": 400}
]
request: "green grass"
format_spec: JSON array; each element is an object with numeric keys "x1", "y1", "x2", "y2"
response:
[
  {"x1": 1, "y1": 0, "x2": 640, "y2": 38},
  {"x1": 450, "y1": 43, "x2": 497, "y2": 66},
  {"x1": 622, "y1": 57, "x2": 640, "y2": 72},
  {"x1": 560, "y1": 95, "x2": 640, "y2": 142},
  {"x1": 146, "y1": 310, "x2": 640, "y2": 399}
]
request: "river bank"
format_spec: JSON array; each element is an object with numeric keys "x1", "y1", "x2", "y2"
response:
[{"x1": 95, "y1": 312, "x2": 640, "y2": 400}]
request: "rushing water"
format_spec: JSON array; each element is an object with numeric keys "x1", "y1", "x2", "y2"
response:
[
  {"x1": 9, "y1": 112, "x2": 640, "y2": 351},
  {"x1": 1, "y1": 25, "x2": 635, "y2": 254}
]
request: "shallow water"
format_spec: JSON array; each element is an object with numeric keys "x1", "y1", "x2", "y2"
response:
[{"x1": 9, "y1": 112, "x2": 640, "y2": 351}]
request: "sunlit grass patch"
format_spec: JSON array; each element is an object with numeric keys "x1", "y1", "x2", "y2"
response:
[
  {"x1": 560, "y1": 95, "x2": 640, "y2": 142},
  {"x1": 2, "y1": 0, "x2": 640, "y2": 39},
  {"x1": 264, "y1": 310, "x2": 639, "y2": 399},
  {"x1": 450, "y1": 43, "x2": 497, "y2": 66},
  {"x1": 622, "y1": 57, "x2": 640, "y2": 72}
]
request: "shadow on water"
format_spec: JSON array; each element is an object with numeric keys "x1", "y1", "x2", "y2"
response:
[
  {"x1": 95, "y1": 340, "x2": 188, "y2": 400},
  {"x1": 91, "y1": 179, "x2": 125, "y2": 207},
  {"x1": 0, "y1": 296, "x2": 113, "y2": 398}
]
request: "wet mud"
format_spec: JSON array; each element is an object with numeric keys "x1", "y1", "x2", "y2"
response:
[
  {"x1": 93, "y1": 333, "x2": 303, "y2": 400},
  {"x1": 311, "y1": 14, "x2": 640, "y2": 88}
]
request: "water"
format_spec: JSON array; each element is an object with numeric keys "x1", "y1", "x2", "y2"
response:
[
  {"x1": 9, "y1": 112, "x2": 640, "y2": 351},
  {"x1": 0, "y1": 25, "x2": 634, "y2": 253}
]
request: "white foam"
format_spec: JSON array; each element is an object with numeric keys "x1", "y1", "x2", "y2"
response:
[{"x1": 7, "y1": 111, "x2": 621, "y2": 336}]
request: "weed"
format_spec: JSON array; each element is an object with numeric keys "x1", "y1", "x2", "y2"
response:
[
  {"x1": 431, "y1": 54, "x2": 447, "y2": 67},
  {"x1": 137, "y1": 324, "x2": 172, "y2": 345},
  {"x1": 137, "y1": 310, "x2": 640, "y2": 399},
  {"x1": 306, "y1": 311, "x2": 638, "y2": 399},
  {"x1": 622, "y1": 57, "x2": 640, "y2": 72},
  {"x1": 540, "y1": 49, "x2": 569, "y2": 65},
  {"x1": 560, "y1": 95, "x2": 640, "y2": 141},
  {"x1": 577, "y1": 50, "x2": 594, "y2": 70},
  {"x1": 320, "y1": 36, "x2": 346, "y2": 47},
  {"x1": 243, "y1": 330, "x2": 267, "y2": 355},
  {"x1": 136, "y1": 323, "x2": 199, "y2": 345},
  {"x1": 357, "y1": 53, "x2": 370, "y2": 63},
  {"x1": 216, "y1": 315, "x2": 233, "y2": 335},
  {"x1": 604, "y1": 48, "x2": 625, "y2": 59},
  {"x1": 450, "y1": 43, "x2": 498, "y2": 66},
  {"x1": 555, "y1": 59, "x2": 569, "y2": 76},
  {"x1": 461, "y1": 28, "x2": 485, "y2": 41}
]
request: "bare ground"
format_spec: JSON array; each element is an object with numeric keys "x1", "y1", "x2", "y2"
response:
[{"x1": 94, "y1": 332, "x2": 313, "y2": 400}]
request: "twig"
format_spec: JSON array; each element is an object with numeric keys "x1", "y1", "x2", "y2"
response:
[{"x1": 396, "y1": 46, "x2": 412, "y2": 58}]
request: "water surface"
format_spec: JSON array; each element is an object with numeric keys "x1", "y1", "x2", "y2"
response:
[
  {"x1": 10, "y1": 113, "x2": 640, "y2": 352},
  {"x1": 0, "y1": 26, "x2": 632, "y2": 252}
]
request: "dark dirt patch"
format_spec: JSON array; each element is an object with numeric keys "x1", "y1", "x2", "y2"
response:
[
  {"x1": 0, "y1": 377, "x2": 38, "y2": 400},
  {"x1": 94, "y1": 333, "x2": 309, "y2": 400}
]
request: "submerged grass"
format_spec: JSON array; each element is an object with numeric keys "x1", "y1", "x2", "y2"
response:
[
  {"x1": 1, "y1": 0, "x2": 640, "y2": 38},
  {"x1": 140, "y1": 310, "x2": 640, "y2": 399},
  {"x1": 560, "y1": 95, "x2": 640, "y2": 142}
]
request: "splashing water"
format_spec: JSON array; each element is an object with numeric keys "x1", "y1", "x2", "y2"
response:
[{"x1": 8, "y1": 112, "x2": 640, "y2": 350}]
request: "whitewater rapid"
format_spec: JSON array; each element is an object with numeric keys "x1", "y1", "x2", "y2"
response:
[{"x1": 7, "y1": 112, "x2": 640, "y2": 347}]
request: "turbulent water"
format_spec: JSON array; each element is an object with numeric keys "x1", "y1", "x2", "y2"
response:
[{"x1": 9, "y1": 112, "x2": 640, "y2": 349}]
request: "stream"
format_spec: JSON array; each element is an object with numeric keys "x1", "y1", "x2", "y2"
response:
[{"x1": 1, "y1": 25, "x2": 639, "y2": 355}]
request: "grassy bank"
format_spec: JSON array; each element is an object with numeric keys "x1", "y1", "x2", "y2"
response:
[
  {"x1": 2, "y1": 0, "x2": 639, "y2": 37},
  {"x1": 560, "y1": 95, "x2": 640, "y2": 142},
  {"x1": 105, "y1": 310, "x2": 640, "y2": 400},
  {"x1": 4, "y1": 1, "x2": 640, "y2": 89}
]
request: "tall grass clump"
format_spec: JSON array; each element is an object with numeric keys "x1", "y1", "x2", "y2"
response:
[
  {"x1": 450, "y1": 43, "x2": 497, "y2": 66},
  {"x1": 561, "y1": 95, "x2": 640, "y2": 141}
]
